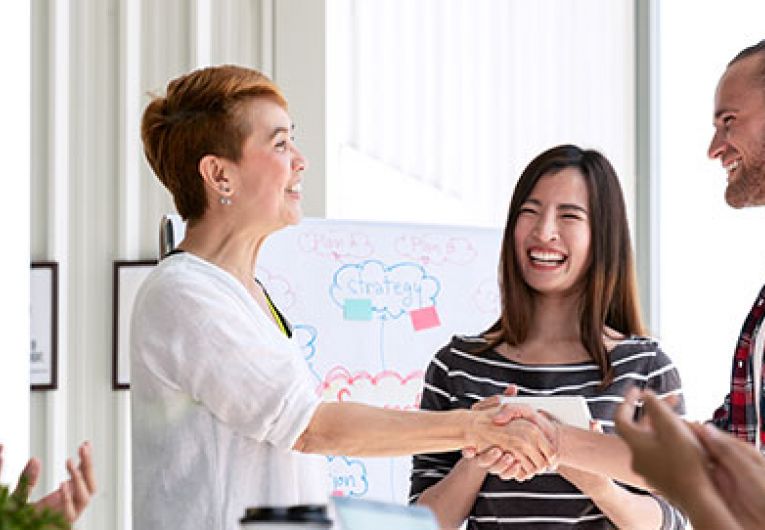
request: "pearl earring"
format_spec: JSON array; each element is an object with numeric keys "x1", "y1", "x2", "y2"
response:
[{"x1": 219, "y1": 184, "x2": 231, "y2": 205}]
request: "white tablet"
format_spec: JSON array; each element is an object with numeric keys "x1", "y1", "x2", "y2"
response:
[
  {"x1": 332, "y1": 496, "x2": 438, "y2": 530},
  {"x1": 499, "y1": 395, "x2": 592, "y2": 429}
]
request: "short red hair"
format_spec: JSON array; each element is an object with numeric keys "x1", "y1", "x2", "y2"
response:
[{"x1": 141, "y1": 65, "x2": 287, "y2": 220}]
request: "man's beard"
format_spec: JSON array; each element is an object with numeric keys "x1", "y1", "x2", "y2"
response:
[{"x1": 725, "y1": 134, "x2": 765, "y2": 208}]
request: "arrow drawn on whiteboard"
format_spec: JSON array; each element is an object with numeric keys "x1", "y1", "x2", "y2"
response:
[{"x1": 394, "y1": 234, "x2": 478, "y2": 266}]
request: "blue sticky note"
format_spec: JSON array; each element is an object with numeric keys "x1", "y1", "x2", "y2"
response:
[{"x1": 344, "y1": 298, "x2": 373, "y2": 321}]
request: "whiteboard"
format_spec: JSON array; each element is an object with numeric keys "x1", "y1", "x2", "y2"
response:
[{"x1": 257, "y1": 218, "x2": 502, "y2": 503}]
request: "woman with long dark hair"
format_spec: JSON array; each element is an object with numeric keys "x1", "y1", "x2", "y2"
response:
[{"x1": 411, "y1": 145, "x2": 685, "y2": 529}]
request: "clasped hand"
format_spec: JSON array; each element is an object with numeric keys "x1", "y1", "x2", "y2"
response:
[{"x1": 464, "y1": 386, "x2": 560, "y2": 481}]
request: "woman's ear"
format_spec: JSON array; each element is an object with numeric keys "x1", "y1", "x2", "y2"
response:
[{"x1": 198, "y1": 155, "x2": 232, "y2": 197}]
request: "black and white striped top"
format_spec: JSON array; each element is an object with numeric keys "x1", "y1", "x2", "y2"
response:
[{"x1": 409, "y1": 335, "x2": 687, "y2": 530}]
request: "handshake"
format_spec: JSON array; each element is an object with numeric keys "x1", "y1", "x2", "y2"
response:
[{"x1": 460, "y1": 386, "x2": 574, "y2": 482}]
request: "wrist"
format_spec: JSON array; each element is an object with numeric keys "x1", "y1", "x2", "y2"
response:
[
  {"x1": 554, "y1": 423, "x2": 572, "y2": 466},
  {"x1": 459, "y1": 409, "x2": 479, "y2": 448},
  {"x1": 579, "y1": 475, "x2": 616, "y2": 501}
]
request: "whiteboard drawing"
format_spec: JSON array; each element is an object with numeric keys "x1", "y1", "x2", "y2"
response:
[{"x1": 257, "y1": 218, "x2": 501, "y2": 503}]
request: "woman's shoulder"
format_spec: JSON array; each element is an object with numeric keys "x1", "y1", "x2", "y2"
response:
[
  {"x1": 443, "y1": 333, "x2": 490, "y2": 353},
  {"x1": 432, "y1": 334, "x2": 491, "y2": 363},
  {"x1": 137, "y1": 254, "x2": 234, "y2": 312},
  {"x1": 610, "y1": 335, "x2": 673, "y2": 366}
]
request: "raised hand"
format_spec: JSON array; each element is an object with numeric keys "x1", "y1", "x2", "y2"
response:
[
  {"x1": 1, "y1": 441, "x2": 96, "y2": 523},
  {"x1": 614, "y1": 388, "x2": 709, "y2": 503}
]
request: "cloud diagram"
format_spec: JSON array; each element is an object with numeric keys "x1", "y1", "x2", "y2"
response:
[
  {"x1": 395, "y1": 234, "x2": 478, "y2": 266},
  {"x1": 330, "y1": 260, "x2": 440, "y2": 319},
  {"x1": 294, "y1": 324, "x2": 318, "y2": 362},
  {"x1": 472, "y1": 278, "x2": 500, "y2": 315},
  {"x1": 299, "y1": 231, "x2": 374, "y2": 261},
  {"x1": 327, "y1": 456, "x2": 369, "y2": 497},
  {"x1": 319, "y1": 366, "x2": 424, "y2": 410},
  {"x1": 255, "y1": 266, "x2": 296, "y2": 311}
]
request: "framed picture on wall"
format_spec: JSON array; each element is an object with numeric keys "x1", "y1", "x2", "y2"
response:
[
  {"x1": 31, "y1": 262, "x2": 58, "y2": 390},
  {"x1": 113, "y1": 260, "x2": 157, "y2": 390}
]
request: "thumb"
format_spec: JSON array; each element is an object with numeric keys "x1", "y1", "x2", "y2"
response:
[{"x1": 492, "y1": 403, "x2": 534, "y2": 425}]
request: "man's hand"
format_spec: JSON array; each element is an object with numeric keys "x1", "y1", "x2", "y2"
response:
[
  {"x1": 614, "y1": 387, "x2": 711, "y2": 505},
  {"x1": 693, "y1": 422, "x2": 765, "y2": 530}
]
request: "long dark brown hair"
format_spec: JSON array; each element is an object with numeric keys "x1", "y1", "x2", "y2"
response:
[{"x1": 484, "y1": 144, "x2": 645, "y2": 386}]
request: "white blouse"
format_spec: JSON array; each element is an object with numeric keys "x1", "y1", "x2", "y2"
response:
[{"x1": 130, "y1": 252, "x2": 328, "y2": 530}]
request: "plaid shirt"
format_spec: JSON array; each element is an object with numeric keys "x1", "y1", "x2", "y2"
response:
[{"x1": 711, "y1": 283, "x2": 765, "y2": 448}]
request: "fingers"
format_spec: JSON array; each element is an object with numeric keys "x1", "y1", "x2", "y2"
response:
[
  {"x1": 639, "y1": 391, "x2": 679, "y2": 433},
  {"x1": 662, "y1": 393, "x2": 681, "y2": 410},
  {"x1": 59, "y1": 481, "x2": 77, "y2": 522},
  {"x1": 475, "y1": 447, "x2": 538, "y2": 482},
  {"x1": 493, "y1": 404, "x2": 561, "y2": 461},
  {"x1": 492, "y1": 403, "x2": 536, "y2": 425},
  {"x1": 503, "y1": 384, "x2": 518, "y2": 397},
  {"x1": 78, "y1": 441, "x2": 96, "y2": 496},
  {"x1": 697, "y1": 423, "x2": 759, "y2": 467},
  {"x1": 472, "y1": 395, "x2": 501, "y2": 412},
  {"x1": 475, "y1": 447, "x2": 505, "y2": 469},
  {"x1": 13, "y1": 457, "x2": 41, "y2": 500},
  {"x1": 614, "y1": 386, "x2": 646, "y2": 444},
  {"x1": 67, "y1": 456, "x2": 91, "y2": 518}
]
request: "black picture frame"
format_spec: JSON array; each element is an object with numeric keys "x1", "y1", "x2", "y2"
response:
[
  {"x1": 30, "y1": 262, "x2": 58, "y2": 391},
  {"x1": 113, "y1": 260, "x2": 157, "y2": 390}
]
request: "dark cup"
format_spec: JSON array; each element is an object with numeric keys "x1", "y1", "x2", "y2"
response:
[{"x1": 240, "y1": 504, "x2": 332, "y2": 529}]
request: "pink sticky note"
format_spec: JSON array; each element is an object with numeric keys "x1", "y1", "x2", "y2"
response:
[{"x1": 410, "y1": 306, "x2": 441, "y2": 331}]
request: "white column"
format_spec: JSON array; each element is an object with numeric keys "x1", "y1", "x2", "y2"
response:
[{"x1": 0, "y1": 1, "x2": 31, "y2": 483}]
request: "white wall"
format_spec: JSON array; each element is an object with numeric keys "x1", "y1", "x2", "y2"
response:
[
  {"x1": 326, "y1": 0, "x2": 637, "y2": 231},
  {"x1": 0, "y1": 1, "x2": 30, "y2": 487},
  {"x1": 657, "y1": 1, "x2": 765, "y2": 421}
]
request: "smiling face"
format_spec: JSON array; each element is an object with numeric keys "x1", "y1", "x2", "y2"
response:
[
  {"x1": 513, "y1": 167, "x2": 591, "y2": 298},
  {"x1": 227, "y1": 97, "x2": 307, "y2": 233},
  {"x1": 708, "y1": 54, "x2": 765, "y2": 208}
]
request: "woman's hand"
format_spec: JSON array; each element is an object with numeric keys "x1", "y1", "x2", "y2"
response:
[
  {"x1": 556, "y1": 420, "x2": 612, "y2": 497},
  {"x1": 1, "y1": 441, "x2": 96, "y2": 523},
  {"x1": 464, "y1": 386, "x2": 558, "y2": 481}
]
